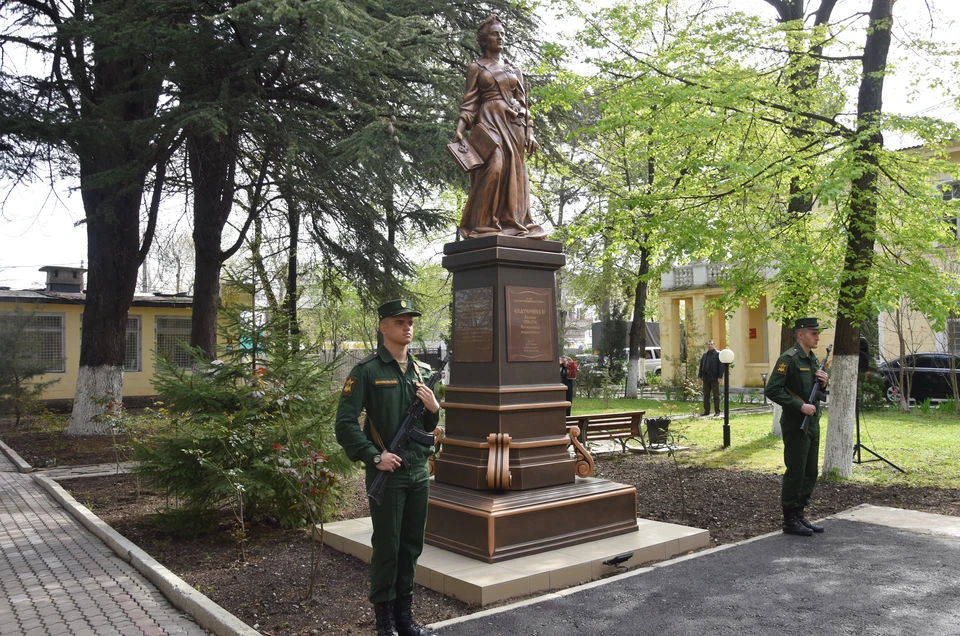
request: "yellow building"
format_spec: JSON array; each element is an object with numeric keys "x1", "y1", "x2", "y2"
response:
[
  {"x1": 0, "y1": 266, "x2": 193, "y2": 405},
  {"x1": 658, "y1": 263, "x2": 835, "y2": 389}
]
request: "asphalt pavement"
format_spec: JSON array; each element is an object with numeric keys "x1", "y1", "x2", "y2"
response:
[{"x1": 433, "y1": 511, "x2": 960, "y2": 636}]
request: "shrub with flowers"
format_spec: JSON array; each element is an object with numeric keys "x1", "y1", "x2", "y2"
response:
[{"x1": 134, "y1": 298, "x2": 352, "y2": 532}]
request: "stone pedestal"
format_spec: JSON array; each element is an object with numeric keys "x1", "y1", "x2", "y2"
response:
[
  {"x1": 434, "y1": 236, "x2": 574, "y2": 491},
  {"x1": 427, "y1": 236, "x2": 638, "y2": 562}
]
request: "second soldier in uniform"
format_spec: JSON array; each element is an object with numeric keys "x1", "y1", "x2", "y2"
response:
[{"x1": 764, "y1": 317, "x2": 829, "y2": 537}]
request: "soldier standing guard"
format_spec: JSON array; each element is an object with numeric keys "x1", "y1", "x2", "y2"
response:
[
  {"x1": 764, "y1": 317, "x2": 830, "y2": 537},
  {"x1": 335, "y1": 300, "x2": 441, "y2": 636}
]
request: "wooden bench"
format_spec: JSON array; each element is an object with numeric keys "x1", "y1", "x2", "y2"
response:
[{"x1": 565, "y1": 411, "x2": 646, "y2": 453}]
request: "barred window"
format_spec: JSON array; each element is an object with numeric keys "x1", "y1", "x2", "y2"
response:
[
  {"x1": 941, "y1": 181, "x2": 960, "y2": 201},
  {"x1": 941, "y1": 181, "x2": 960, "y2": 239},
  {"x1": 156, "y1": 316, "x2": 193, "y2": 368},
  {"x1": 948, "y1": 318, "x2": 960, "y2": 355},
  {"x1": 0, "y1": 313, "x2": 65, "y2": 373},
  {"x1": 125, "y1": 316, "x2": 141, "y2": 372}
]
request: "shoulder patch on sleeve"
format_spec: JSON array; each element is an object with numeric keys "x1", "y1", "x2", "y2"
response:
[
  {"x1": 341, "y1": 377, "x2": 357, "y2": 396},
  {"x1": 775, "y1": 361, "x2": 789, "y2": 375}
]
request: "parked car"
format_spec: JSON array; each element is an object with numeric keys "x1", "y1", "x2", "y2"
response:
[
  {"x1": 643, "y1": 346, "x2": 662, "y2": 376},
  {"x1": 619, "y1": 346, "x2": 662, "y2": 385},
  {"x1": 877, "y1": 353, "x2": 960, "y2": 403},
  {"x1": 623, "y1": 347, "x2": 661, "y2": 375}
]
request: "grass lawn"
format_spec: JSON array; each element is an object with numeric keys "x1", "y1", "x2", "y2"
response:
[{"x1": 572, "y1": 398, "x2": 960, "y2": 489}]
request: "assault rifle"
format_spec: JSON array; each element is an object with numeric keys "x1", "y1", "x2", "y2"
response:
[
  {"x1": 800, "y1": 344, "x2": 832, "y2": 432},
  {"x1": 367, "y1": 352, "x2": 451, "y2": 505}
]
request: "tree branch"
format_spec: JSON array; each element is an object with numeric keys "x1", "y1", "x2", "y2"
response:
[
  {"x1": 138, "y1": 157, "x2": 167, "y2": 266},
  {"x1": 220, "y1": 148, "x2": 272, "y2": 261}
]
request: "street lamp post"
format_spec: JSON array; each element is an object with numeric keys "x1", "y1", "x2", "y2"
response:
[
  {"x1": 760, "y1": 372, "x2": 768, "y2": 405},
  {"x1": 719, "y1": 348, "x2": 735, "y2": 448}
]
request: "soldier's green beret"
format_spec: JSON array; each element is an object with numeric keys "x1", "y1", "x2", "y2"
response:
[
  {"x1": 793, "y1": 317, "x2": 821, "y2": 331},
  {"x1": 378, "y1": 299, "x2": 421, "y2": 320}
]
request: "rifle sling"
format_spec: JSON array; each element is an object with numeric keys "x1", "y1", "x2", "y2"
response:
[
  {"x1": 785, "y1": 388, "x2": 805, "y2": 403},
  {"x1": 368, "y1": 417, "x2": 386, "y2": 452}
]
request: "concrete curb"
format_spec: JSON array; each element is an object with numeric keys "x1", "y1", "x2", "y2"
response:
[
  {"x1": 32, "y1": 473, "x2": 261, "y2": 636},
  {"x1": 0, "y1": 437, "x2": 33, "y2": 473}
]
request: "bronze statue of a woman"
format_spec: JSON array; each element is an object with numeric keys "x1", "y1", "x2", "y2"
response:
[{"x1": 452, "y1": 15, "x2": 546, "y2": 240}]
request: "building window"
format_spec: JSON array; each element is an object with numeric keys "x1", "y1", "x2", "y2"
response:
[
  {"x1": 125, "y1": 316, "x2": 141, "y2": 372},
  {"x1": 0, "y1": 312, "x2": 65, "y2": 373},
  {"x1": 948, "y1": 317, "x2": 960, "y2": 355},
  {"x1": 941, "y1": 181, "x2": 960, "y2": 201},
  {"x1": 941, "y1": 181, "x2": 960, "y2": 239},
  {"x1": 156, "y1": 316, "x2": 193, "y2": 368}
]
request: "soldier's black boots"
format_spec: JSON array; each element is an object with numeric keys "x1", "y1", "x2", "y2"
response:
[
  {"x1": 795, "y1": 508, "x2": 824, "y2": 533},
  {"x1": 374, "y1": 601, "x2": 399, "y2": 636},
  {"x1": 393, "y1": 595, "x2": 436, "y2": 636},
  {"x1": 782, "y1": 507, "x2": 813, "y2": 536}
]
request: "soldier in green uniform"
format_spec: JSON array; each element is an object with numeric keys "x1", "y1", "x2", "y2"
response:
[
  {"x1": 764, "y1": 317, "x2": 830, "y2": 537},
  {"x1": 335, "y1": 299, "x2": 441, "y2": 636}
]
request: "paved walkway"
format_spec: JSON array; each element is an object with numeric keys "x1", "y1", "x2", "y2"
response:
[{"x1": 0, "y1": 452, "x2": 208, "y2": 636}]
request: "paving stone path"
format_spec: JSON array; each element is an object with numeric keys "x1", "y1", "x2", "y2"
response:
[{"x1": 0, "y1": 452, "x2": 208, "y2": 636}]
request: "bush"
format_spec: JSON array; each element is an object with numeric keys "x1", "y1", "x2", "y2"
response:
[{"x1": 134, "y1": 297, "x2": 352, "y2": 530}]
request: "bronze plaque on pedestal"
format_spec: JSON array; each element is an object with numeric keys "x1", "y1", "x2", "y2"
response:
[
  {"x1": 505, "y1": 286, "x2": 554, "y2": 362},
  {"x1": 454, "y1": 287, "x2": 494, "y2": 363}
]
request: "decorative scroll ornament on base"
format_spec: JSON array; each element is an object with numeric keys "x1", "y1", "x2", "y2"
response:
[
  {"x1": 567, "y1": 426, "x2": 595, "y2": 478},
  {"x1": 486, "y1": 433, "x2": 512, "y2": 490},
  {"x1": 428, "y1": 426, "x2": 444, "y2": 477}
]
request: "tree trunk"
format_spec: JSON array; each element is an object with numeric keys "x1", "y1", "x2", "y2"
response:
[
  {"x1": 771, "y1": 322, "x2": 797, "y2": 437},
  {"x1": 69, "y1": 163, "x2": 146, "y2": 435},
  {"x1": 192, "y1": 241, "x2": 223, "y2": 359},
  {"x1": 764, "y1": 0, "x2": 838, "y2": 439},
  {"x1": 188, "y1": 130, "x2": 238, "y2": 359},
  {"x1": 68, "y1": 23, "x2": 163, "y2": 435},
  {"x1": 285, "y1": 186, "x2": 301, "y2": 338},
  {"x1": 625, "y1": 250, "x2": 650, "y2": 399},
  {"x1": 822, "y1": 0, "x2": 893, "y2": 479}
]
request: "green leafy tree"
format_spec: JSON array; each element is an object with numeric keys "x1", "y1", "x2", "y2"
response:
[{"x1": 547, "y1": 0, "x2": 960, "y2": 460}]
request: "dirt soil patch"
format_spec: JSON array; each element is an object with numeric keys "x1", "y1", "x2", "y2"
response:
[
  {"x1": 4, "y1": 417, "x2": 960, "y2": 635},
  {"x1": 0, "y1": 418, "x2": 128, "y2": 468}
]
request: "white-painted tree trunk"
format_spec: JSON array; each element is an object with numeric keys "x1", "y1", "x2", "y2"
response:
[
  {"x1": 822, "y1": 355, "x2": 858, "y2": 478},
  {"x1": 67, "y1": 365, "x2": 124, "y2": 436},
  {"x1": 626, "y1": 358, "x2": 638, "y2": 399},
  {"x1": 770, "y1": 404, "x2": 783, "y2": 438}
]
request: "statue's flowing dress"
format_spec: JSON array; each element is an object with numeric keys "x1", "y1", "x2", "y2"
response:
[{"x1": 457, "y1": 60, "x2": 545, "y2": 239}]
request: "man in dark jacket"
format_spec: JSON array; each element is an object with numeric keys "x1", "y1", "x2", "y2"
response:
[
  {"x1": 697, "y1": 340, "x2": 722, "y2": 416},
  {"x1": 764, "y1": 317, "x2": 829, "y2": 537}
]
